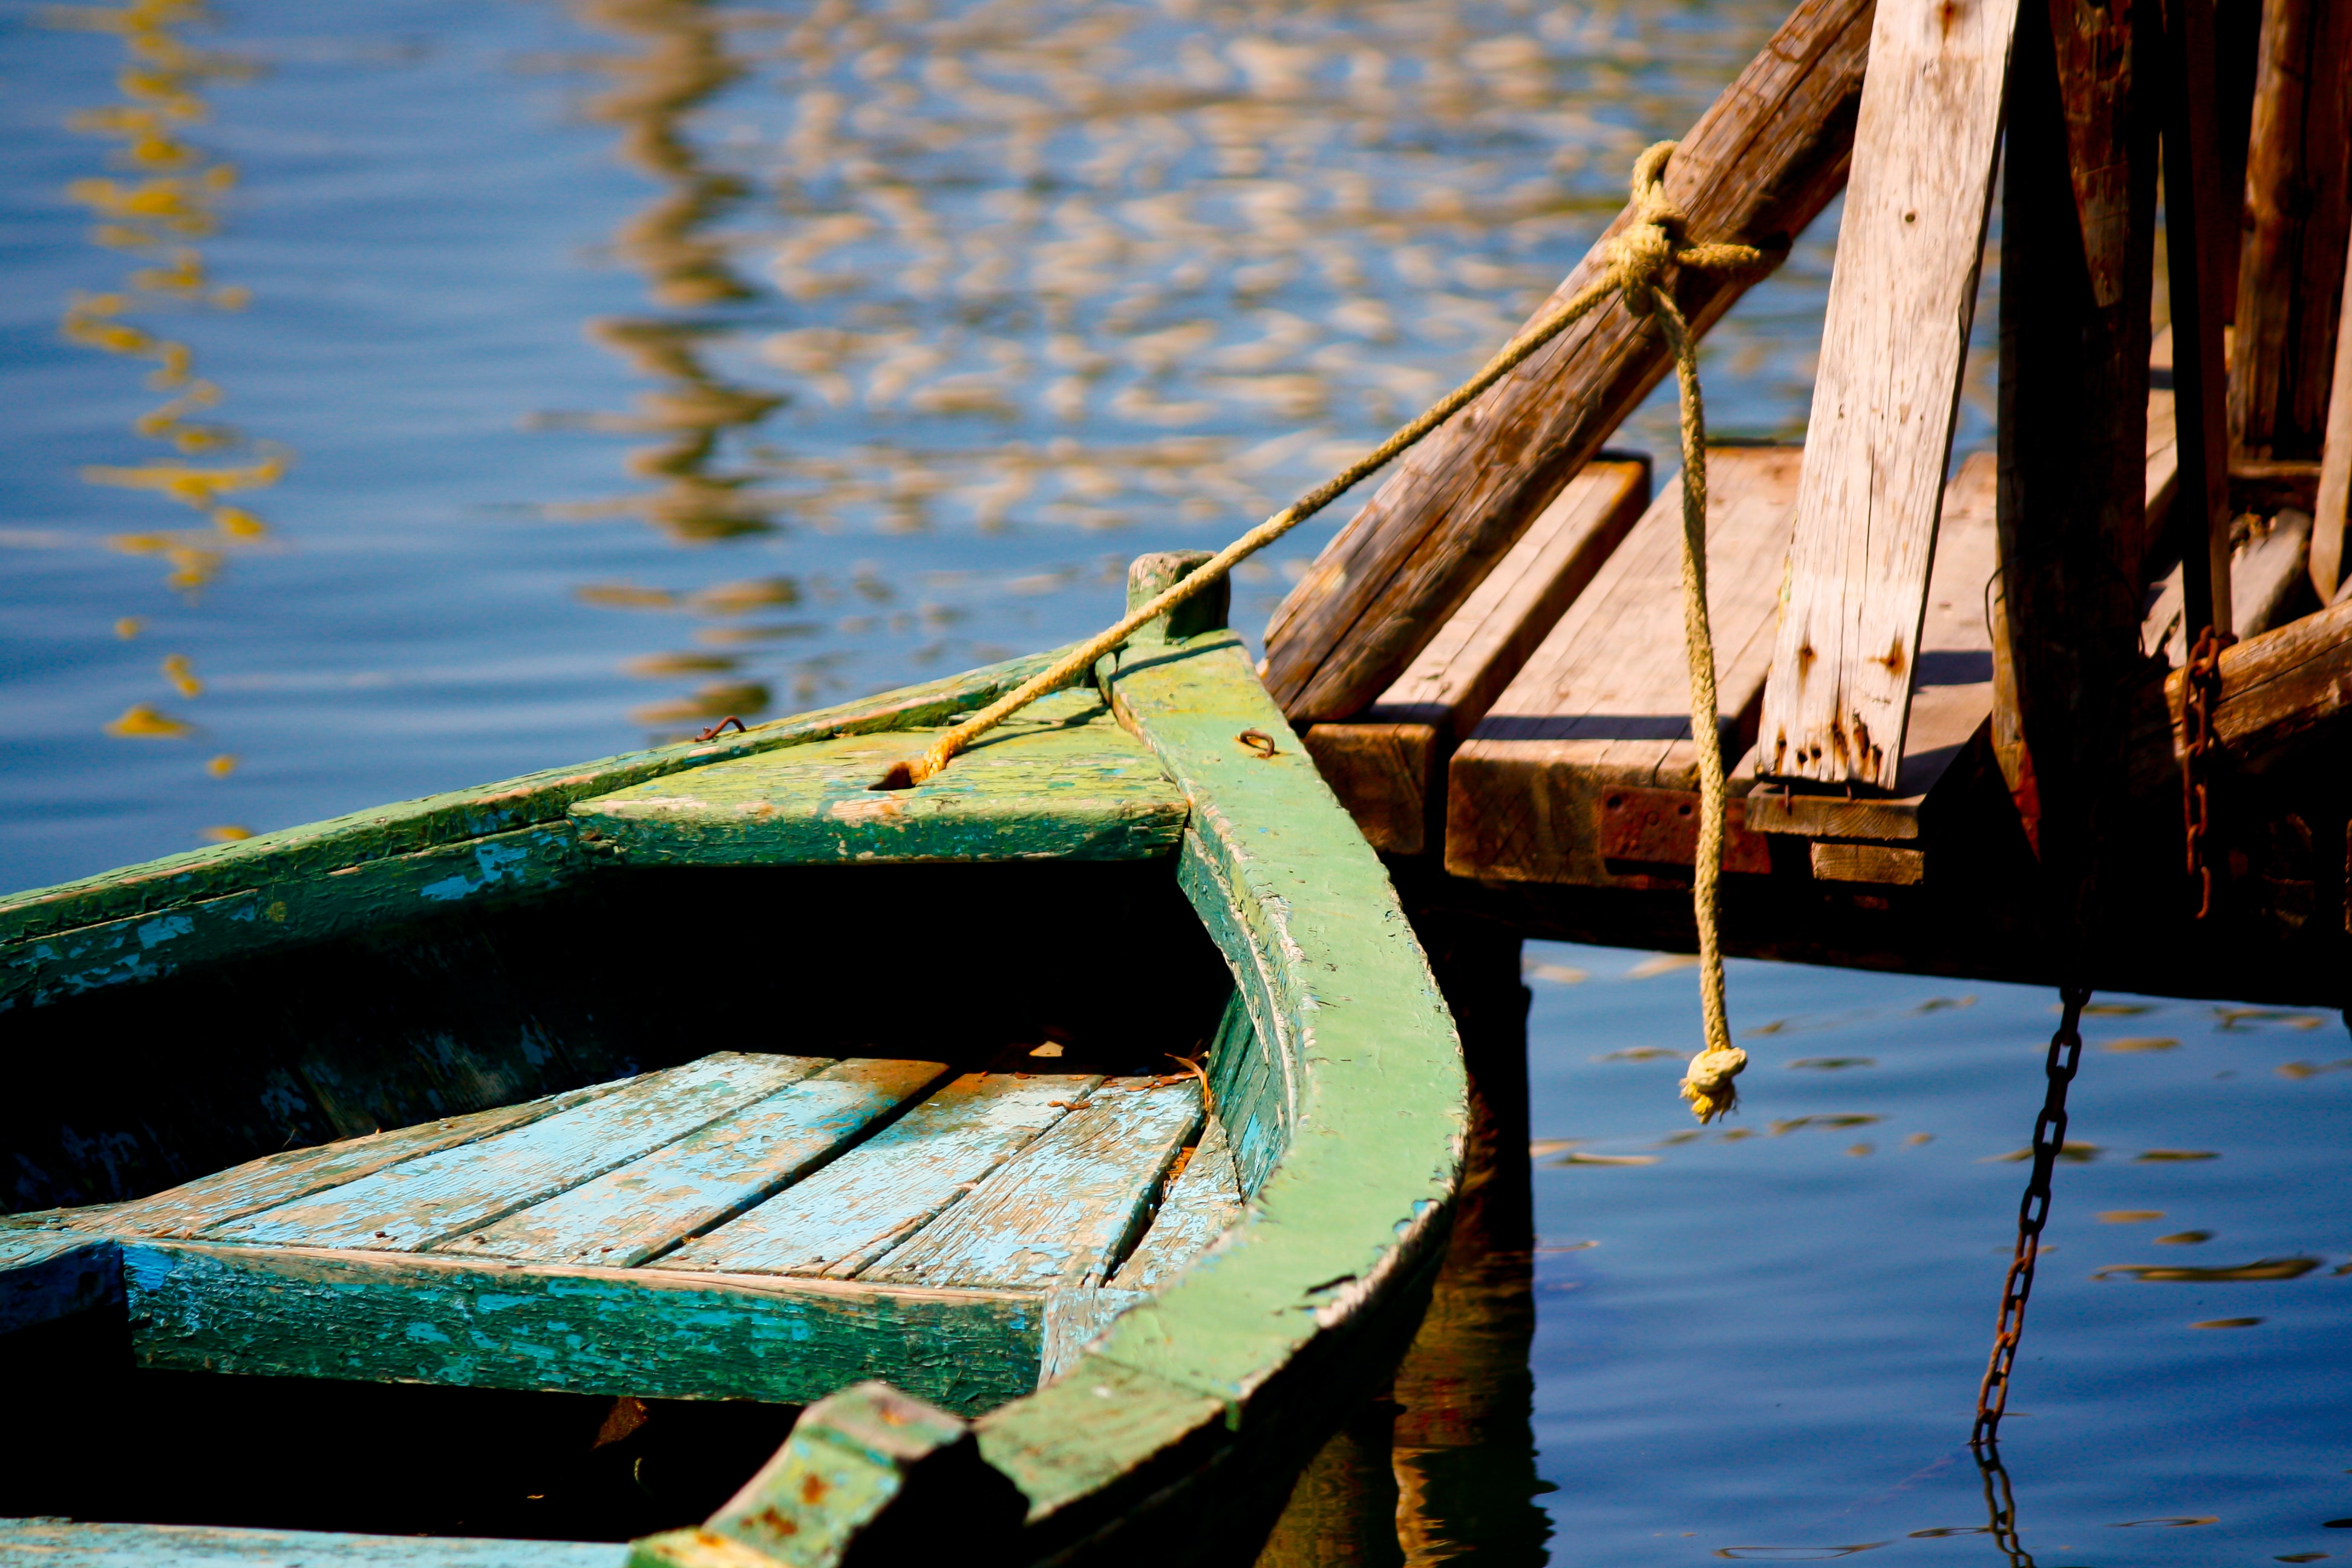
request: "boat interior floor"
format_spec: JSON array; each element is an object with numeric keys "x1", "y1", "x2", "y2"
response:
[{"x1": 3, "y1": 1045, "x2": 1246, "y2": 1430}]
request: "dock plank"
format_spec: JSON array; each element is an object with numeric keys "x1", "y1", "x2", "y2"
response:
[
  {"x1": 867, "y1": 1079, "x2": 1202, "y2": 1291},
  {"x1": 1445, "y1": 447, "x2": 1803, "y2": 886},
  {"x1": 448, "y1": 1058, "x2": 952, "y2": 1268},
  {"x1": 573, "y1": 688, "x2": 1187, "y2": 866},
  {"x1": 1301, "y1": 459, "x2": 1650, "y2": 854},
  {"x1": 1756, "y1": 0, "x2": 2019, "y2": 790},
  {"x1": 659, "y1": 1073, "x2": 1099, "y2": 1279},
  {"x1": 209, "y1": 1054, "x2": 825, "y2": 1252}
]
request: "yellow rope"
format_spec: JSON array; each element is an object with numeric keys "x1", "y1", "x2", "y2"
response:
[{"x1": 879, "y1": 142, "x2": 1761, "y2": 796}]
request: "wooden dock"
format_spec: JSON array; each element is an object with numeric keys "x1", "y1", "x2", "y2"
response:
[{"x1": 1273, "y1": 0, "x2": 2352, "y2": 1007}]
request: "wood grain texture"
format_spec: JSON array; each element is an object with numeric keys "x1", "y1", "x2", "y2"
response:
[
  {"x1": 48, "y1": 1089, "x2": 615, "y2": 1240},
  {"x1": 2161, "y1": 0, "x2": 2236, "y2": 638},
  {"x1": 869, "y1": 1080, "x2": 1201, "y2": 1292},
  {"x1": 122, "y1": 1241, "x2": 1044, "y2": 1414},
  {"x1": 1444, "y1": 448, "x2": 1803, "y2": 886},
  {"x1": 0, "y1": 1521, "x2": 628, "y2": 1568},
  {"x1": 1756, "y1": 0, "x2": 2019, "y2": 789},
  {"x1": 1809, "y1": 841, "x2": 1928, "y2": 883},
  {"x1": 1108, "y1": 1115, "x2": 1246, "y2": 1294},
  {"x1": 0, "y1": 1227, "x2": 120, "y2": 1333},
  {"x1": 452, "y1": 1059, "x2": 952, "y2": 1269},
  {"x1": 2157, "y1": 589, "x2": 2352, "y2": 759},
  {"x1": 210, "y1": 1054, "x2": 825, "y2": 1252},
  {"x1": 574, "y1": 690, "x2": 1187, "y2": 867},
  {"x1": 1259, "y1": 0, "x2": 1875, "y2": 724},
  {"x1": 658, "y1": 1073, "x2": 1099, "y2": 1280},
  {"x1": 2230, "y1": 0, "x2": 2352, "y2": 462},
  {"x1": 0, "y1": 645, "x2": 1079, "y2": 950},
  {"x1": 1299, "y1": 460, "x2": 1651, "y2": 854}
]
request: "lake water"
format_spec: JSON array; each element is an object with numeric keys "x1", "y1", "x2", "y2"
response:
[{"x1": 4, "y1": 1, "x2": 2343, "y2": 1564}]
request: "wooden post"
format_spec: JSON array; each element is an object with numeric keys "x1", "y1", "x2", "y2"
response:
[
  {"x1": 2160, "y1": 0, "x2": 2236, "y2": 639},
  {"x1": 2229, "y1": 0, "x2": 2352, "y2": 463},
  {"x1": 1756, "y1": 0, "x2": 2019, "y2": 791},
  {"x1": 1259, "y1": 0, "x2": 1875, "y2": 726},
  {"x1": 2311, "y1": 226, "x2": 2352, "y2": 601},
  {"x1": 1996, "y1": 0, "x2": 2159, "y2": 939}
]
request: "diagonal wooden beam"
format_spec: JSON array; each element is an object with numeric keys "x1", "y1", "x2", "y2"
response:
[{"x1": 1260, "y1": 0, "x2": 1877, "y2": 725}]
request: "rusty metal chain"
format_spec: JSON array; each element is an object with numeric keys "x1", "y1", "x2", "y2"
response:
[
  {"x1": 1971, "y1": 984, "x2": 2091, "y2": 1449},
  {"x1": 1973, "y1": 1445, "x2": 2036, "y2": 1567},
  {"x1": 2180, "y1": 627, "x2": 2233, "y2": 920}
]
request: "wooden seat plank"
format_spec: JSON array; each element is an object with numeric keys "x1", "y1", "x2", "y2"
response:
[
  {"x1": 37, "y1": 1089, "x2": 617, "y2": 1240},
  {"x1": 1755, "y1": 0, "x2": 2019, "y2": 790},
  {"x1": 207, "y1": 1054, "x2": 828, "y2": 1252},
  {"x1": 1445, "y1": 447, "x2": 1803, "y2": 886},
  {"x1": 1301, "y1": 459, "x2": 1651, "y2": 854},
  {"x1": 657, "y1": 1073, "x2": 1101, "y2": 1280},
  {"x1": 122, "y1": 1240, "x2": 1044, "y2": 1414},
  {"x1": 1108, "y1": 1115, "x2": 1245, "y2": 1293},
  {"x1": 573, "y1": 689, "x2": 1187, "y2": 866},
  {"x1": 0, "y1": 1519, "x2": 628, "y2": 1568},
  {"x1": 867, "y1": 1079, "x2": 1202, "y2": 1292},
  {"x1": 446, "y1": 1057, "x2": 953, "y2": 1269}
]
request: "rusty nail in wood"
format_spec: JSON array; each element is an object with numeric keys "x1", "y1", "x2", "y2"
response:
[
  {"x1": 696, "y1": 716, "x2": 748, "y2": 741},
  {"x1": 1238, "y1": 728, "x2": 1278, "y2": 758}
]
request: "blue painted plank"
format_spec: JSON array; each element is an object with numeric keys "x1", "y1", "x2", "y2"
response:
[
  {"x1": 867, "y1": 1080, "x2": 1201, "y2": 1291},
  {"x1": 0, "y1": 1518, "x2": 629, "y2": 1567},
  {"x1": 210, "y1": 1054, "x2": 826, "y2": 1252},
  {"x1": 0, "y1": 1229, "x2": 122, "y2": 1333},
  {"x1": 45, "y1": 1088, "x2": 619, "y2": 1240},
  {"x1": 1108, "y1": 1114, "x2": 1246, "y2": 1293},
  {"x1": 658, "y1": 1073, "x2": 1099, "y2": 1280},
  {"x1": 449, "y1": 1058, "x2": 952, "y2": 1267}
]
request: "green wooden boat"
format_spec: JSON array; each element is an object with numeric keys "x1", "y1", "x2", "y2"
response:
[{"x1": 0, "y1": 556, "x2": 1466, "y2": 1568}]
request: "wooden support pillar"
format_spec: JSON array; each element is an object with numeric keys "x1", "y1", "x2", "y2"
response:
[
  {"x1": 2229, "y1": 0, "x2": 2352, "y2": 463},
  {"x1": 2160, "y1": 0, "x2": 2237, "y2": 638},
  {"x1": 1996, "y1": 0, "x2": 2160, "y2": 943}
]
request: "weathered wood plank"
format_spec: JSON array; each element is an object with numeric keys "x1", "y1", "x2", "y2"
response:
[
  {"x1": 0, "y1": 1227, "x2": 121, "y2": 1334},
  {"x1": 869, "y1": 1080, "x2": 1201, "y2": 1292},
  {"x1": 574, "y1": 690, "x2": 1188, "y2": 867},
  {"x1": 1038, "y1": 1288, "x2": 1148, "y2": 1387},
  {"x1": 2309, "y1": 230, "x2": 2352, "y2": 599},
  {"x1": 0, "y1": 644, "x2": 1080, "y2": 950},
  {"x1": 1301, "y1": 459, "x2": 1652, "y2": 854},
  {"x1": 1259, "y1": 0, "x2": 1875, "y2": 724},
  {"x1": 1445, "y1": 447, "x2": 1803, "y2": 886},
  {"x1": 1746, "y1": 449, "x2": 2000, "y2": 840},
  {"x1": 2155, "y1": 589, "x2": 2352, "y2": 762},
  {"x1": 1809, "y1": 841, "x2": 1927, "y2": 884},
  {"x1": 1757, "y1": 0, "x2": 2019, "y2": 789},
  {"x1": 451, "y1": 1059, "x2": 951, "y2": 1269},
  {"x1": 0, "y1": 824, "x2": 580, "y2": 1014},
  {"x1": 47, "y1": 1089, "x2": 616, "y2": 1240},
  {"x1": 658, "y1": 1073, "x2": 1099, "y2": 1280},
  {"x1": 211, "y1": 1054, "x2": 825, "y2": 1252},
  {"x1": 1108, "y1": 1114, "x2": 1246, "y2": 1294},
  {"x1": 122, "y1": 1241, "x2": 1044, "y2": 1414},
  {"x1": 0, "y1": 1520, "x2": 627, "y2": 1568},
  {"x1": 2230, "y1": 0, "x2": 2352, "y2": 463}
]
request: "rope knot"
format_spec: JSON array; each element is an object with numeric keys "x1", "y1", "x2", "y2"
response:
[
  {"x1": 1603, "y1": 140, "x2": 1765, "y2": 318},
  {"x1": 1678, "y1": 1044, "x2": 1747, "y2": 1124}
]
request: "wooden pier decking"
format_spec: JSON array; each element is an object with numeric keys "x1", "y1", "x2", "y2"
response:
[{"x1": 1276, "y1": 0, "x2": 2352, "y2": 1006}]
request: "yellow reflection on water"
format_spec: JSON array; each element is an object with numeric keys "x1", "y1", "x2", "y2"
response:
[{"x1": 53, "y1": 0, "x2": 284, "y2": 764}]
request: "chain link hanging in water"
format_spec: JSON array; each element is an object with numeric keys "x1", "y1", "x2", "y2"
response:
[{"x1": 1970, "y1": 983, "x2": 2092, "y2": 1448}]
